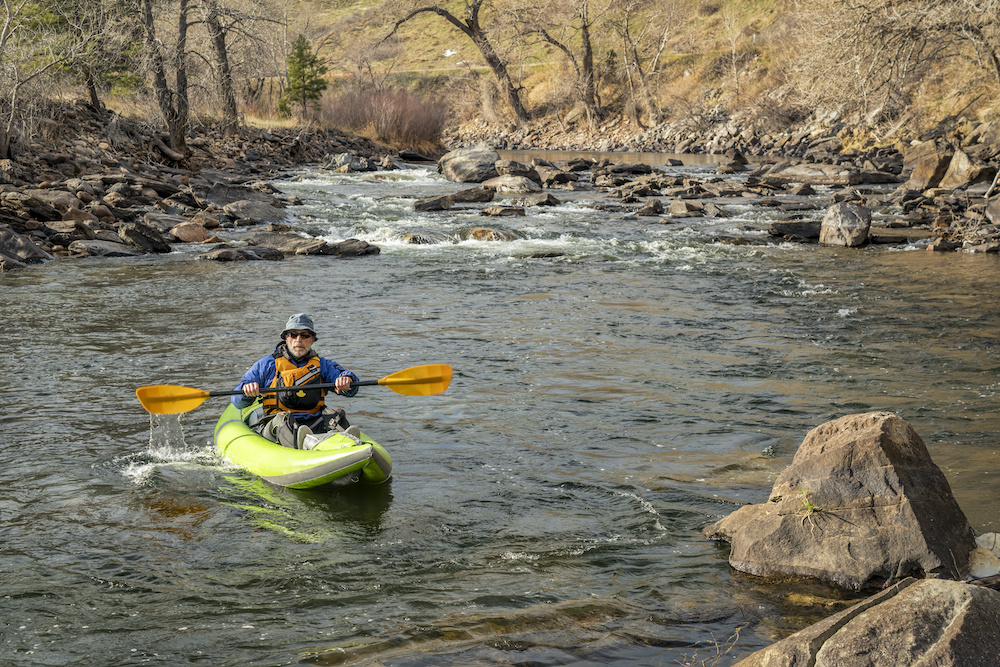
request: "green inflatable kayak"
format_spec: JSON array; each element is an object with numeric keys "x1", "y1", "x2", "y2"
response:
[{"x1": 213, "y1": 402, "x2": 392, "y2": 489}]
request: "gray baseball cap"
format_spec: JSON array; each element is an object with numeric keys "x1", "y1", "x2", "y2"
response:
[{"x1": 282, "y1": 313, "x2": 316, "y2": 337}]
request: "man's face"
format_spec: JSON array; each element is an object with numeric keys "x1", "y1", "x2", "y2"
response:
[{"x1": 284, "y1": 330, "x2": 315, "y2": 357}]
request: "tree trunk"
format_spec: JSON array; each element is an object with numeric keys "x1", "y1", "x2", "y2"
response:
[
  {"x1": 579, "y1": 18, "x2": 598, "y2": 127},
  {"x1": 172, "y1": 0, "x2": 190, "y2": 154},
  {"x1": 470, "y1": 32, "x2": 529, "y2": 123},
  {"x1": 139, "y1": 0, "x2": 188, "y2": 158},
  {"x1": 84, "y1": 68, "x2": 105, "y2": 113},
  {"x1": 204, "y1": 2, "x2": 239, "y2": 135},
  {"x1": 388, "y1": 1, "x2": 529, "y2": 123}
]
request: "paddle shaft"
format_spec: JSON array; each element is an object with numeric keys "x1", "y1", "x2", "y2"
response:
[{"x1": 207, "y1": 380, "x2": 382, "y2": 398}]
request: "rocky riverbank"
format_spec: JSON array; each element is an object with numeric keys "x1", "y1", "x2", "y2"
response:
[
  {"x1": 5, "y1": 101, "x2": 1000, "y2": 272},
  {"x1": 0, "y1": 101, "x2": 401, "y2": 271},
  {"x1": 446, "y1": 113, "x2": 1000, "y2": 251}
]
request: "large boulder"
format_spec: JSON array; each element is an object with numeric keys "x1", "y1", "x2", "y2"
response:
[
  {"x1": 68, "y1": 239, "x2": 140, "y2": 257},
  {"x1": 820, "y1": 202, "x2": 871, "y2": 247},
  {"x1": 762, "y1": 163, "x2": 862, "y2": 186},
  {"x1": 0, "y1": 226, "x2": 54, "y2": 264},
  {"x1": 222, "y1": 200, "x2": 286, "y2": 224},
  {"x1": 704, "y1": 412, "x2": 976, "y2": 590},
  {"x1": 197, "y1": 244, "x2": 284, "y2": 261},
  {"x1": 438, "y1": 146, "x2": 500, "y2": 183},
  {"x1": 733, "y1": 579, "x2": 1000, "y2": 667},
  {"x1": 938, "y1": 150, "x2": 997, "y2": 190},
  {"x1": 247, "y1": 232, "x2": 380, "y2": 256},
  {"x1": 905, "y1": 152, "x2": 953, "y2": 191},
  {"x1": 482, "y1": 174, "x2": 542, "y2": 194},
  {"x1": 118, "y1": 221, "x2": 171, "y2": 253}
]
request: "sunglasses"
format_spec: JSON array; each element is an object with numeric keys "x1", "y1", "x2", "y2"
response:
[{"x1": 285, "y1": 330, "x2": 314, "y2": 340}]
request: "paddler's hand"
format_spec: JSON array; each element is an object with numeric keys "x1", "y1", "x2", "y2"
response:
[
  {"x1": 334, "y1": 375, "x2": 353, "y2": 395},
  {"x1": 243, "y1": 382, "x2": 261, "y2": 397}
]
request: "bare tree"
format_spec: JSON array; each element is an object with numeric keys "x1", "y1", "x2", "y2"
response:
[
  {"x1": 512, "y1": 0, "x2": 611, "y2": 126},
  {"x1": 611, "y1": 0, "x2": 685, "y2": 128},
  {"x1": 0, "y1": 0, "x2": 96, "y2": 158},
  {"x1": 198, "y1": 1, "x2": 239, "y2": 134},
  {"x1": 381, "y1": 0, "x2": 530, "y2": 122},
  {"x1": 188, "y1": 0, "x2": 283, "y2": 134},
  {"x1": 794, "y1": 0, "x2": 1000, "y2": 127},
  {"x1": 139, "y1": 0, "x2": 190, "y2": 158}
]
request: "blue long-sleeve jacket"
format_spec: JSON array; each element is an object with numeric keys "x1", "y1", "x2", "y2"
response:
[{"x1": 232, "y1": 343, "x2": 359, "y2": 415}]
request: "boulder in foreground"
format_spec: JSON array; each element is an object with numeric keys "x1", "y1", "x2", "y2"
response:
[
  {"x1": 734, "y1": 578, "x2": 1000, "y2": 667},
  {"x1": 704, "y1": 412, "x2": 976, "y2": 590}
]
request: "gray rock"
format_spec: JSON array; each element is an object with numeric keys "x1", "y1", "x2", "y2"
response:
[
  {"x1": 482, "y1": 174, "x2": 541, "y2": 194},
  {"x1": 438, "y1": 146, "x2": 500, "y2": 183},
  {"x1": 534, "y1": 165, "x2": 578, "y2": 187},
  {"x1": 247, "y1": 232, "x2": 380, "y2": 256},
  {"x1": 247, "y1": 231, "x2": 326, "y2": 255},
  {"x1": 495, "y1": 159, "x2": 541, "y2": 184},
  {"x1": 514, "y1": 193, "x2": 562, "y2": 207},
  {"x1": 197, "y1": 244, "x2": 284, "y2": 261},
  {"x1": 635, "y1": 199, "x2": 664, "y2": 216},
  {"x1": 733, "y1": 579, "x2": 1000, "y2": 667},
  {"x1": 21, "y1": 188, "x2": 84, "y2": 213},
  {"x1": 480, "y1": 206, "x2": 525, "y2": 217},
  {"x1": 0, "y1": 250, "x2": 27, "y2": 271},
  {"x1": 449, "y1": 187, "x2": 495, "y2": 204},
  {"x1": 200, "y1": 182, "x2": 275, "y2": 207},
  {"x1": 144, "y1": 211, "x2": 189, "y2": 233},
  {"x1": 118, "y1": 221, "x2": 171, "y2": 253},
  {"x1": 763, "y1": 163, "x2": 862, "y2": 186},
  {"x1": 413, "y1": 194, "x2": 454, "y2": 212},
  {"x1": 414, "y1": 187, "x2": 495, "y2": 212},
  {"x1": 68, "y1": 239, "x2": 139, "y2": 257},
  {"x1": 223, "y1": 200, "x2": 287, "y2": 224},
  {"x1": 326, "y1": 153, "x2": 377, "y2": 172},
  {"x1": 820, "y1": 202, "x2": 871, "y2": 247},
  {"x1": 668, "y1": 199, "x2": 702, "y2": 217},
  {"x1": 325, "y1": 238, "x2": 381, "y2": 256},
  {"x1": 0, "y1": 226, "x2": 54, "y2": 263},
  {"x1": 704, "y1": 412, "x2": 976, "y2": 590}
]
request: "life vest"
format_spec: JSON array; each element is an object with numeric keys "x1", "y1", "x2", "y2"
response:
[{"x1": 262, "y1": 353, "x2": 325, "y2": 414}]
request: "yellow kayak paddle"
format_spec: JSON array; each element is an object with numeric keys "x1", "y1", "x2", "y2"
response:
[{"x1": 136, "y1": 364, "x2": 453, "y2": 415}]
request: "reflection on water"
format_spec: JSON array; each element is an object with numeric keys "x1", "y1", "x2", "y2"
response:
[{"x1": 2, "y1": 159, "x2": 998, "y2": 666}]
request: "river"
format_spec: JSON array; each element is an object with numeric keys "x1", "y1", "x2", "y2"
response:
[{"x1": 2, "y1": 155, "x2": 998, "y2": 666}]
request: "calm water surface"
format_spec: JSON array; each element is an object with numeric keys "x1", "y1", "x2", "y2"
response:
[{"x1": 2, "y1": 157, "x2": 998, "y2": 666}]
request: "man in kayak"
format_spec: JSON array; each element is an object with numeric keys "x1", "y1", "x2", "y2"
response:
[{"x1": 233, "y1": 313, "x2": 360, "y2": 449}]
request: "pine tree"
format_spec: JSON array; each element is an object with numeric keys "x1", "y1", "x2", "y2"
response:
[{"x1": 278, "y1": 34, "x2": 328, "y2": 119}]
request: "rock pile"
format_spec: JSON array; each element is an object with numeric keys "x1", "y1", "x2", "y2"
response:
[
  {"x1": 0, "y1": 101, "x2": 394, "y2": 271},
  {"x1": 446, "y1": 112, "x2": 1000, "y2": 251}
]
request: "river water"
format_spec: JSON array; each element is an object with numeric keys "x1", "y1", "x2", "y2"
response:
[{"x1": 2, "y1": 155, "x2": 999, "y2": 666}]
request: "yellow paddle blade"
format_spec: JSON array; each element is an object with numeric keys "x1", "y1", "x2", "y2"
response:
[
  {"x1": 136, "y1": 384, "x2": 212, "y2": 414},
  {"x1": 378, "y1": 364, "x2": 452, "y2": 396}
]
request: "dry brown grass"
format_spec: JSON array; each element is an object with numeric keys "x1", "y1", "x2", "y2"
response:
[{"x1": 320, "y1": 87, "x2": 448, "y2": 153}]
